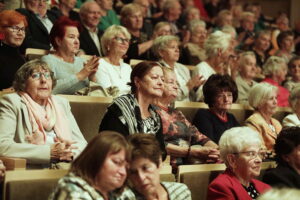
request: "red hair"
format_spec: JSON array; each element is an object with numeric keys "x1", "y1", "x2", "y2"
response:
[
  {"x1": 49, "y1": 16, "x2": 81, "y2": 50},
  {"x1": 0, "y1": 10, "x2": 28, "y2": 31}
]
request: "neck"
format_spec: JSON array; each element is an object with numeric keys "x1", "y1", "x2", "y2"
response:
[
  {"x1": 253, "y1": 46, "x2": 265, "y2": 56},
  {"x1": 59, "y1": 4, "x2": 71, "y2": 16},
  {"x1": 163, "y1": 59, "x2": 175, "y2": 69},
  {"x1": 55, "y1": 50, "x2": 75, "y2": 63},
  {"x1": 240, "y1": 74, "x2": 253, "y2": 85},
  {"x1": 145, "y1": 184, "x2": 167, "y2": 200},
  {"x1": 210, "y1": 107, "x2": 227, "y2": 118},
  {"x1": 235, "y1": 173, "x2": 251, "y2": 187},
  {"x1": 99, "y1": 8, "x2": 107, "y2": 16},
  {"x1": 258, "y1": 110, "x2": 272, "y2": 123},
  {"x1": 136, "y1": 92, "x2": 153, "y2": 119},
  {"x1": 270, "y1": 75, "x2": 281, "y2": 85},
  {"x1": 106, "y1": 54, "x2": 122, "y2": 65},
  {"x1": 129, "y1": 29, "x2": 140, "y2": 37},
  {"x1": 93, "y1": 184, "x2": 109, "y2": 200},
  {"x1": 156, "y1": 98, "x2": 172, "y2": 109},
  {"x1": 206, "y1": 57, "x2": 223, "y2": 74}
]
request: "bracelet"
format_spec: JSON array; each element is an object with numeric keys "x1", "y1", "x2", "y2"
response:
[{"x1": 187, "y1": 146, "x2": 191, "y2": 157}]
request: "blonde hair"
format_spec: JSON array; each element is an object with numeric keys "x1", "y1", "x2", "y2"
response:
[
  {"x1": 188, "y1": 19, "x2": 206, "y2": 33},
  {"x1": 263, "y1": 56, "x2": 286, "y2": 77},
  {"x1": 238, "y1": 51, "x2": 256, "y2": 66},
  {"x1": 289, "y1": 85, "x2": 300, "y2": 112},
  {"x1": 120, "y1": 3, "x2": 142, "y2": 24},
  {"x1": 152, "y1": 35, "x2": 180, "y2": 58}
]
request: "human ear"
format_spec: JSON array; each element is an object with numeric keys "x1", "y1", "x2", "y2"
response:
[{"x1": 227, "y1": 154, "x2": 237, "y2": 169}]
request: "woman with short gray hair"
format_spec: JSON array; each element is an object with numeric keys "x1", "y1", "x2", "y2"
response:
[
  {"x1": 153, "y1": 35, "x2": 204, "y2": 101},
  {"x1": 262, "y1": 56, "x2": 289, "y2": 107},
  {"x1": 95, "y1": 25, "x2": 132, "y2": 96},
  {"x1": 245, "y1": 82, "x2": 282, "y2": 151},
  {"x1": 282, "y1": 86, "x2": 300, "y2": 127},
  {"x1": 207, "y1": 127, "x2": 271, "y2": 199}
]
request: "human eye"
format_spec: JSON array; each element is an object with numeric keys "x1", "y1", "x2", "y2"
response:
[
  {"x1": 31, "y1": 72, "x2": 40, "y2": 80},
  {"x1": 44, "y1": 72, "x2": 51, "y2": 79},
  {"x1": 113, "y1": 159, "x2": 124, "y2": 166}
]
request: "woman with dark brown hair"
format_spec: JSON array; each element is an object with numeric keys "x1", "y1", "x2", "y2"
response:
[
  {"x1": 50, "y1": 131, "x2": 134, "y2": 200},
  {"x1": 99, "y1": 61, "x2": 166, "y2": 153}
]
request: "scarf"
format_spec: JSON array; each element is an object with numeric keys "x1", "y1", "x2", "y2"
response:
[{"x1": 20, "y1": 92, "x2": 72, "y2": 144}]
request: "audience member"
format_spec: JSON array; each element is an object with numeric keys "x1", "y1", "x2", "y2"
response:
[
  {"x1": 128, "y1": 134, "x2": 192, "y2": 200},
  {"x1": 284, "y1": 56, "x2": 300, "y2": 92},
  {"x1": 237, "y1": 12, "x2": 256, "y2": 49},
  {"x1": 245, "y1": 82, "x2": 282, "y2": 151},
  {"x1": 95, "y1": 0, "x2": 120, "y2": 31},
  {"x1": 204, "y1": 0, "x2": 221, "y2": 20},
  {"x1": 262, "y1": 56, "x2": 289, "y2": 107},
  {"x1": 214, "y1": 9, "x2": 233, "y2": 30},
  {"x1": 154, "y1": 68, "x2": 218, "y2": 170},
  {"x1": 79, "y1": 0, "x2": 103, "y2": 56},
  {"x1": 274, "y1": 30, "x2": 295, "y2": 63},
  {"x1": 152, "y1": 21, "x2": 172, "y2": 38},
  {"x1": 0, "y1": 59, "x2": 87, "y2": 168},
  {"x1": 153, "y1": 35, "x2": 203, "y2": 101},
  {"x1": 258, "y1": 188, "x2": 300, "y2": 200},
  {"x1": 51, "y1": 0, "x2": 80, "y2": 21},
  {"x1": 95, "y1": 25, "x2": 132, "y2": 96},
  {"x1": 270, "y1": 15, "x2": 290, "y2": 55},
  {"x1": 193, "y1": 74, "x2": 240, "y2": 144},
  {"x1": 16, "y1": 0, "x2": 60, "y2": 51},
  {"x1": 0, "y1": 10, "x2": 27, "y2": 90},
  {"x1": 134, "y1": 0, "x2": 154, "y2": 38},
  {"x1": 41, "y1": 17, "x2": 99, "y2": 94},
  {"x1": 236, "y1": 51, "x2": 258, "y2": 105},
  {"x1": 263, "y1": 127, "x2": 300, "y2": 189},
  {"x1": 50, "y1": 131, "x2": 134, "y2": 199},
  {"x1": 250, "y1": 30, "x2": 271, "y2": 69},
  {"x1": 282, "y1": 86, "x2": 300, "y2": 127},
  {"x1": 99, "y1": 61, "x2": 166, "y2": 154},
  {"x1": 207, "y1": 127, "x2": 271, "y2": 199}
]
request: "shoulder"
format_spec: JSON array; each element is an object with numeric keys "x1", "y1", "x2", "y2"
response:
[
  {"x1": 283, "y1": 113, "x2": 300, "y2": 127},
  {"x1": 246, "y1": 112, "x2": 263, "y2": 122},
  {"x1": 195, "y1": 109, "x2": 212, "y2": 117},
  {"x1": 161, "y1": 182, "x2": 191, "y2": 199},
  {"x1": 52, "y1": 95, "x2": 69, "y2": 106},
  {"x1": 0, "y1": 93, "x2": 22, "y2": 106}
]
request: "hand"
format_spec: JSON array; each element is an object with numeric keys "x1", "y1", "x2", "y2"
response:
[
  {"x1": 0, "y1": 160, "x2": 6, "y2": 182},
  {"x1": 51, "y1": 139, "x2": 77, "y2": 161},
  {"x1": 77, "y1": 56, "x2": 99, "y2": 81},
  {"x1": 187, "y1": 75, "x2": 205, "y2": 91},
  {"x1": 190, "y1": 146, "x2": 219, "y2": 162}
]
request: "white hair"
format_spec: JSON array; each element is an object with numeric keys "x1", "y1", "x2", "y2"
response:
[
  {"x1": 248, "y1": 82, "x2": 278, "y2": 110},
  {"x1": 204, "y1": 31, "x2": 231, "y2": 58},
  {"x1": 188, "y1": 19, "x2": 206, "y2": 33},
  {"x1": 289, "y1": 85, "x2": 300, "y2": 112},
  {"x1": 263, "y1": 56, "x2": 286, "y2": 77},
  {"x1": 219, "y1": 127, "x2": 263, "y2": 166},
  {"x1": 152, "y1": 35, "x2": 179, "y2": 58}
]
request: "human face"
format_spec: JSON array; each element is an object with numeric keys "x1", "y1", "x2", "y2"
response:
[
  {"x1": 242, "y1": 16, "x2": 255, "y2": 32},
  {"x1": 82, "y1": 3, "x2": 102, "y2": 29},
  {"x1": 37, "y1": 0, "x2": 47, "y2": 16},
  {"x1": 162, "y1": 71, "x2": 178, "y2": 101},
  {"x1": 283, "y1": 145, "x2": 300, "y2": 173},
  {"x1": 24, "y1": 0, "x2": 41, "y2": 13},
  {"x1": 129, "y1": 157, "x2": 161, "y2": 197},
  {"x1": 127, "y1": 11, "x2": 143, "y2": 31},
  {"x1": 110, "y1": 33, "x2": 130, "y2": 56},
  {"x1": 135, "y1": 66, "x2": 164, "y2": 98},
  {"x1": 137, "y1": 0, "x2": 150, "y2": 17},
  {"x1": 2, "y1": 22, "x2": 26, "y2": 47},
  {"x1": 186, "y1": 8, "x2": 200, "y2": 21},
  {"x1": 160, "y1": 40, "x2": 180, "y2": 64},
  {"x1": 239, "y1": 56, "x2": 257, "y2": 80},
  {"x1": 213, "y1": 90, "x2": 233, "y2": 111},
  {"x1": 255, "y1": 34, "x2": 271, "y2": 51},
  {"x1": 259, "y1": 90, "x2": 277, "y2": 116},
  {"x1": 155, "y1": 25, "x2": 172, "y2": 37},
  {"x1": 275, "y1": 63, "x2": 288, "y2": 84},
  {"x1": 281, "y1": 35, "x2": 294, "y2": 52},
  {"x1": 56, "y1": 26, "x2": 80, "y2": 54},
  {"x1": 168, "y1": 2, "x2": 181, "y2": 21},
  {"x1": 231, "y1": 145, "x2": 263, "y2": 182},
  {"x1": 25, "y1": 68, "x2": 53, "y2": 105},
  {"x1": 290, "y1": 59, "x2": 300, "y2": 82},
  {"x1": 60, "y1": 0, "x2": 76, "y2": 9},
  {"x1": 98, "y1": 0, "x2": 113, "y2": 11},
  {"x1": 191, "y1": 26, "x2": 207, "y2": 47},
  {"x1": 221, "y1": 14, "x2": 233, "y2": 26},
  {"x1": 96, "y1": 149, "x2": 127, "y2": 193}
]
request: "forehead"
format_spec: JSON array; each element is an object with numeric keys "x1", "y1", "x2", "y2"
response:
[
  {"x1": 259, "y1": 34, "x2": 270, "y2": 40},
  {"x1": 165, "y1": 70, "x2": 176, "y2": 80},
  {"x1": 65, "y1": 26, "x2": 79, "y2": 34},
  {"x1": 147, "y1": 66, "x2": 163, "y2": 75},
  {"x1": 86, "y1": 3, "x2": 101, "y2": 12}
]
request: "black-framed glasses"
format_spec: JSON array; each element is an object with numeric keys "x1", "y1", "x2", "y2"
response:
[
  {"x1": 31, "y1": 72, "x2": 51, "y2": 80},
  {"x1": 114, "y1": 37, "x2": 130, "y2": 44},
  {"x1": 233, "y1": 150, "x2": 266, "y2": 160}
]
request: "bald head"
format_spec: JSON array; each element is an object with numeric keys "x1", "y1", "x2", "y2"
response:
[{"x1": 80, "y1": 1, "x2": 102, "y2": 29}]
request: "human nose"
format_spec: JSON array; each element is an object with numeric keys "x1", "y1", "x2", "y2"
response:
[
  {"x1": 136, "y1": 170, "x2": 146, "y2": 183},
  {"x1": 118, "y1": 166, "x2": 127, "y2": 177}
]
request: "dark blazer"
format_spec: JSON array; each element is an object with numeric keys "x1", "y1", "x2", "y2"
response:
[
  {"x1": 263, "y1": 163, "x2": 300, "y2": 189},
  {"x1": 16, "y1": 8, "x2": 59, "y2": 52},
  {"x1": 79, "y1": 25, "x2": 103, "y2": 57},
  {"x1": 207, "y1": 169, "x2": 271, "y2": 200}
]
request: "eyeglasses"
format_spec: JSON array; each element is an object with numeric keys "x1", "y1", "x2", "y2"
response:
[
  {"x1": 31, "y1": 72, "x2": 51, "y2": 80},
  {"x1": 7, "y1": 26, "x2": 26, "y2": 34},
  {"x1": 114, "y1": 37, "x2": 130, "y2": 44},
  {"x1": 233, "y1": 150, "x2": 266, "y2": 160},
  {"x1": 31, "y1": 0, "x2": 47, "y2": 3}
]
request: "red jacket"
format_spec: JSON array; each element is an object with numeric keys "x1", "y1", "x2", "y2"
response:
[{"x1": 207, "y1": 169, "x2": 271, "y2": 200}]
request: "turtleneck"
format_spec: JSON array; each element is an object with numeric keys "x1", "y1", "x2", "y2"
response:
[{"x1": 0, "y1": 42, "x2": 25, "y2": 90}]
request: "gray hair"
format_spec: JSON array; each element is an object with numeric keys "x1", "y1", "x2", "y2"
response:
[
  {"x1": 240, "y1": 11, "x2": 255, "y2": 22},
  {"x1": 248, "y1": 82, "x2": 278, "y2": 110},
  {"x1": 79, "y1": 0, "x2": 99, "y2": 17},
  {"x1": 162, "y1": 0, "x2": 180, "y2": 13},
  {"x1": 289, "y1": 85, "x2": 300, "y2": 111},
  {"x1": 263, "y1": 56, "x2": 286, "y2": 76},
  {"x1": 219, "y1": 127, "x2": 263, "y2": 166},
  {"x1": 13, "y1": 59, "x2": 56, "y2": 92},
  {"x1": 204, "y1": 30, "x2": 231, "y2": 58},
  {"x1": 238, "y1": 51, "x2": 256, "y2": 66},
  {"x1": 221, "y1": 25, "x2": 237, "y2": 38},
  {"x1": 120, "y1": 3, "x2": 142, "y2": 24},
  {"x1": 188, "y1": 19, "x2": 206, "y2": 33},
  {"x1": 101, "y1": 25, "x2": 131, "y2": 55},
  {"x1": 152, "y1": 35, "x2": 179, "y2": 58}
]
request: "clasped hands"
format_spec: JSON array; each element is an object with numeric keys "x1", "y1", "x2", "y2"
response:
[{"x1": 50, "y1": 138, "x2": 77, "y2": 162}]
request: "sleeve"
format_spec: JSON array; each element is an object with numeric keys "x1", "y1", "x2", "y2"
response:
[
  {"x1": 0, "y1": 95, "x2": 51, "y2": 164},
  {"x1": 95, "y1": 60, "x2": 112, "y2": 89},
  {"x1": 207, "y1": 181, "x2": 236, "y2": 200},
  {"x1": 193, "y1": 110, "x2": 215, "y2": 142}
]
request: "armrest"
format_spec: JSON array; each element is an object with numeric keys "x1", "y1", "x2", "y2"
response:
[{"x1": 0, "y1": 157, "x2": 26, "y2": 170}]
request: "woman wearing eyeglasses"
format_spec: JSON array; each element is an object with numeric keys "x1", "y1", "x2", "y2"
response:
[
  {"x1": 0, "y1": 59, "x2": 87, "y2": 168},
  {"x1": 0, "y1": 10, "x2": 27, "y2": 91},
  {"x1": 94, "y1": 25, "x2": 132, "y2": 96},
  {"x1": 207, "y1": 127, "x2": 271, "y2": 200}
]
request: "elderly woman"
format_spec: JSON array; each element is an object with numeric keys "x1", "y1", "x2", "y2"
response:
[
  {"x1": 41, "y1": 16, "x2": 99, "y2": 95},
  {"x1": 50, "y1": 131, "x2": 134, "y2": 199},
  {"x1": 236, "y1": 51, "x2": 258, "y2": 105},
  {"x1": 193, "y1": 30, "x2": 232, "y2": 101},
  {"x1": 99, "y1": 61, "x2": 165, "y2": 153},
  {"x1": 154, "y1": 68, "x2": 219, "y2": 170},
  {"x1": 0, "y1": 10, "x2": 27, "y2": 90},
  {"x1": 207, "y1": 127, "x2": 271, "y2": 199},
  {"x1": 282, "y1": 86, "x2": 300, "y2": 127},
  {"x1": 245, "y1": 82, "x2": 282, "y2": 151},
  {"x1": 263, "y1": 127, "x2": 300, "y2": 189},
  {"x1": 128, "y1": 134, "x2": 192, "y2": 200},
  {"x1": 193, "y1": 74, "x2": 240, "y2": 144},
  {"x1": 0, "y1": 59, "x2": 87, "y2": 168},
  {"x1": 284, "y1": 56, "x2": 300, "y2": 92},
  {"x1": 275, "y1": 31, "x2": 295, "y2": 63},
  {"x1": 95, "y1": 25, "x2": 132, "y2": 96},
  {"x1": 152, "y1": 22, "x2": 172, "y2": 38},
  {"x1": 262, "y1": 56, "x2": 289, "y2": 107},
  {"x1": 153, "y1": 35, "x2": 203, "y2": 102},
  {"x1": 181, "y1": 19, "x2": 207, "y2": 65}
]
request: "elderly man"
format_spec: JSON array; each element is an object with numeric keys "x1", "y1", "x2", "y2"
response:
[
  {"x1": 79, "y1": 0, "x2": 103, "y2": 57},
  {"x1": 95, "y1": 0, "x2": 120, "y2": 31},
  {"x1": 16, "y1": 0, "x2": 59, "y2": 52}
]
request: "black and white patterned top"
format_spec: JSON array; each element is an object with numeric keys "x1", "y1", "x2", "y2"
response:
[{"x1": 243, "y1": 182, "x2": 260, "y2": 200}]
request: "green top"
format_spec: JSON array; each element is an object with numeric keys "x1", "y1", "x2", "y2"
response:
[{"x1": 98, "y1": 10, "x2": 120, "y2": 31}]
